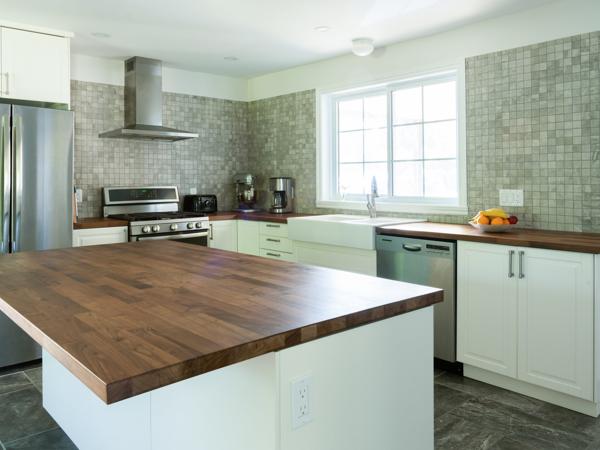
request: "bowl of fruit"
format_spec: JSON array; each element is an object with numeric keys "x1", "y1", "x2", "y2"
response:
[{"x1": 469, "y1": 208, "x2": 518, "y2": 232}]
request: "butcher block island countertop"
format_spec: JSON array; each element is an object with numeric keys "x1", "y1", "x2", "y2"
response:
[{"x1": 0, "y1": 240, "x2": 441, "y2": 405}]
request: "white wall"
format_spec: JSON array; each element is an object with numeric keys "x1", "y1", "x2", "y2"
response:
[
  {"x1": 247, "y1": 0, "x2": 600, "y2": 100},
  {"x1": 71, "y1": 54, "x2": 248, "y2": 102}
]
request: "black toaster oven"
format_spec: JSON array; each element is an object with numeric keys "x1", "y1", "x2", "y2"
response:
[{"x1": 183, "y1": 195, "x2": 217, "y2": 214}]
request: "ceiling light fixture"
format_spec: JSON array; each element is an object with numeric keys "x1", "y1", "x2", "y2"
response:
[
  {"x1": 91, "y1": 32, "x2": 111, "y2": 38},
  {"x1": 224, "y1": 56, "x2": 239, "y2": 61},
  {"x1": 314, "y1": 26, "x2": 330, "y2": 32},
  {"x1": 351, "y1": 37, "x2": 374, "y2": 57}
]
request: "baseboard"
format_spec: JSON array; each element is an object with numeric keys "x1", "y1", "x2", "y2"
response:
[{"x1": 464, "y1": 365, "x2": 600, "y2": 417}]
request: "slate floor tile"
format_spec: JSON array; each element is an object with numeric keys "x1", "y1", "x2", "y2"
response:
[
  {"x1": 23, "y1": 368, "x2": 42, "y2": 393},
  {"x1": 435, "y1": 384, "x2": 474, "y2": 418},
  {"x1": 533, "y1": 402, "x2": 600, "y2": 439},
  {"x1": 0, "y1": 373, "x2": 32, "y2": 396},
  {"x1": 4, "y1": 428, "x2": 76, "y2": 450},
  {"x1": 0, "y1": 387, "x2": 57, "y2": 443},
  {"x1": 435, "y1": 411, "x2": 505, "y2": 449},
  {"x1": 435, "y1": 371, "x2": 506, "y2": 398}
]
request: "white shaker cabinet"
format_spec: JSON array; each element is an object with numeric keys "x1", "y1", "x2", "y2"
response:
[
  {"x1": 72, "y1": 227, "x2": 128, "y2": 247},
  {"x1": 457, "y1": 241, "x2": 594, "y2": 403},
  {"x1": 237, "y1": 220, "x2": 260, "y2": 256},
  {"x1": 0, "y1": 26, "x2": 70, "y2": 104},
  {"x1": 208, "y1": 220, "x2": 238, "y2": 252},
  {"x1": 457, "y1": 242, "x2": 518, "y2": 378},
  {"x1": 517, "y1": 248, "x2": 594, "y2": 400}
]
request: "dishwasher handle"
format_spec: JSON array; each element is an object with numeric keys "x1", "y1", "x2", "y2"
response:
[{"x1": 402, "y1": 244, "x2": 422, "y2": 252}]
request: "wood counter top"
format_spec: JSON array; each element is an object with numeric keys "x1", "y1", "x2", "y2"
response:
[
  {"x1": 377, "y1": 222, "x2": 600, "y2": 253},
  {"x1": 0, "y1": 241, "x2": 441, "y2": 404},
  {"x1": 73, "y1": 218, "x2": 129, "y2": 229}
]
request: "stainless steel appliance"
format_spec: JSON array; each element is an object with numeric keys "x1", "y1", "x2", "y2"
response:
[
  {"x1": 376, "y1": 235, "x2": 457, "y2": 365},
  {"x1": 234, "y1": 173, "x2": 258, "y2": 212},
  {"x1": 183, "y1": 194, "x2": 217, "y2": 214},
  {"x1": 269, "y1": 177, "x2": 295, "y2": 214},
  {"x1": 0, "y1": 103, "x2": 74, "y2": 368},
  {"x1": 103, "y1": 186, "x2": 209, "y2": 244},
  {"x1": 99, "y1": 57, "x2": 198, "y2": 142}
]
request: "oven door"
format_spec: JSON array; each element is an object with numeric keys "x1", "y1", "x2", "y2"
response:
[{"x1": 133, "y1": 230, "x2": 209, "y2": 246}]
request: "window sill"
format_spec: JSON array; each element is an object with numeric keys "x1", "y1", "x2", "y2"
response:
[{"x1": 316, "y1": 200, "x2": 468, "y2": 216}]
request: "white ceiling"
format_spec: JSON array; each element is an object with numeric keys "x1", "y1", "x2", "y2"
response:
[{"x1": 1, "y1": 0, "x2": 555, "y2": 77}]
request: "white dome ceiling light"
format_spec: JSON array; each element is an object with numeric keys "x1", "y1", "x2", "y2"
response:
[{"x1": 351, "y1": 37, "x2": 375, "y2": 56}]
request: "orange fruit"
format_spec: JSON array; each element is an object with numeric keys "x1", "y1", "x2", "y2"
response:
[
  {"x1": 477, "y1": 215, "x2": 490, "y2": 225},
  {"x1": 503, "y1": 218, "x2": 510, "y2": 225},
  {"x1": 490, "y1": 217, "x2": 505, "y2": 225}
]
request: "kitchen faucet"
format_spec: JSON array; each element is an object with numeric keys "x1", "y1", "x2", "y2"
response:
[{"x1": 366, "y1": 176, "x2": 378, "y2": 218}]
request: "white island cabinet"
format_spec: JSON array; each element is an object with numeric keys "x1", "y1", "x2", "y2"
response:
[
  {"x1": 457, "y1": 240, "x2": 596, "y2": 415},
  {"x1": 0, "y1": 25, "x2": 71, "y2": 104}
]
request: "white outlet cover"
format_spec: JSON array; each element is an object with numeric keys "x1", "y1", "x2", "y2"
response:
[
  {"x1": 291, "y1": 374, "x2": 313, "y2": 429},
  {"x1": 190, "y1": 187, "x2": 198, "y2": 195},
  {"x1": 75, "y1": 188, "x2": 83, "y2": 203},
  {"x1": 499, "y1": 189, "x2": 524, "y2": 207}
]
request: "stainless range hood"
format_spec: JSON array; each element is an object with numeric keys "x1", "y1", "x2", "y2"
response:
[{"x1": 99, "y1": 57, "x2": 198, "y2": 142}]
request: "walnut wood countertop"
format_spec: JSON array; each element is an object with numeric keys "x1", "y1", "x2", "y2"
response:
[
  {"x1": 73, "y1": 218, "x2": 129, "y2": 229},
  {"x1": 377, "y1": 222, "x2": 600, "y2": 253},
  {"x1": 0, "y1": 241, "x2": 441, "y2": 404}
]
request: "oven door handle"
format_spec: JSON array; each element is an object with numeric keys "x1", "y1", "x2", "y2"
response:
[{"x1": 136, "y1": 231, "x2": 209, "y2": 241}]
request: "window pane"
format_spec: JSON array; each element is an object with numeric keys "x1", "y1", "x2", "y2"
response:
[
  {"x1": 364, "y1": 163, "x2": 388, "y2": 196},
  {"x1": 423, "y1": 81, "x2": 456, "y2": 122},
  {"x1": 393, "y1": 124, "x2": 422, "y2": 160},
  {"x1": 424, "y1": 160, "x2": 457, "y2": 198},
  {"x1": 392, "y1": 87, "x2": 422, "y2": 125},
  {"x1": 424, "y1": 120, "x2": 457, "y2": 159},
  {"x1": 364, "y1": 95, "x2": 386, "y2": 129},
  {"x1": 393, "y1": 161, "x2": 423, "y2": 197},
  {"x1": 339, "y1": 130, "x2": 363, "y2": 163},
  {"x1": 339, "y1": 163, "x2": 364, "y2": 195},
  {"x1": 338, "y1": 99, "x2": 363, "y2": 131},
  {"x1": 364, "y1": 128, "x2": 387, "y2": 162}
]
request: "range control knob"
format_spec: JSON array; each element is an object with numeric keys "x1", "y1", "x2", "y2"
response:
[
  {"x1": 142, "y1": 226, "x2": 151, "y2": 234},
  {"x1": 170, "y1": 224, "x2": 178, "y2": 231},
  {"x1": 187, "y1": 222, "x2": 194, "y2": 230},
  {"x1": 195, "y1": 222, "x2": 202, "y2": 229},
  {"x1": 151, "y1": 225, "x2": 160, "y2": 233}
]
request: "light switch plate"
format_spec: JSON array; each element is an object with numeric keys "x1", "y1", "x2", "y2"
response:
[
  {"x1": 499, "y1": 189, "x2": 523, "y2": 207},
  {"x1": 75, "y1": 188, "x2": 83, "y2": 203},
  {"x1": 190, "y1": 187, "x2": 197, "y2": 195}
]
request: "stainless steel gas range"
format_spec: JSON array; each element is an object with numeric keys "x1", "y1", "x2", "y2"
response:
[{"x1": 103, "y1": 186, "x2": 210, "y2": 245}]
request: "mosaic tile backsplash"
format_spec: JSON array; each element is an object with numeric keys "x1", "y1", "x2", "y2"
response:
[
  {"x1": 72, "y1": 80, "x2": 248, "y2": 218},
  {"x1": 74, "y1": 31, "x2": 600, "y2": 231}
]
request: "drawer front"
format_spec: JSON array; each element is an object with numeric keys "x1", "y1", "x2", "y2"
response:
[
  {"x1": 260, "y1": 249, "x2": 296, "y2": 262},
  {"x1": 259, "y1": 222, "x2": 288, "y2": 238},
  {"x1": 259, "y1": 235, "x2": 294, "y2": 253}
]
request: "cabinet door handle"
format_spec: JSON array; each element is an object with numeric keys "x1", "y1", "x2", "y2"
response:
[
  {"x1": 266, "y1": 252, "x2": 280, "y2": 258},
  {"x1": 508, "y1": 250, "x2": 515, "y2": 278},
  {"x1": 518, "y1": 251, "x2": 525, "y2": 279},
  {"x1": 266, "y1": 238, "x2": 280, "y2": 243},
  {"x1": 209, "y1": 223, "x2": 214, "y2": 240}
]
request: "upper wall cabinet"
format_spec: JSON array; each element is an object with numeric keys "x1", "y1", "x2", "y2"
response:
[{"x1": 0, "y1": 27, "x2": 70, "y2": 105}]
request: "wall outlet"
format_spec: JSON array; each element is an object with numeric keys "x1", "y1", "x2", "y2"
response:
[
  {"x1": 499, "y1": 189, "x2": 523, "y2": 207},
  {"x1": 190, "y1": 187, "x2": 197, "y2": 195},
  {"x1": 75, "y1": 188, "x2": 83, "y2": 203},
  {"x1": 291, "y1": 375, "x2": 313, "y2": 429}
]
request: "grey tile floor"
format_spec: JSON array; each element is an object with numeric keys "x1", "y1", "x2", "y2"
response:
[{"x1": 2, "y1": 362, "x2": 600, "y2": 449}]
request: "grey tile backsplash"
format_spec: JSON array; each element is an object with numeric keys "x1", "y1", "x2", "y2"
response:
[{"x1": 73, "y1": 31, "x2": 600, "y2": 231}]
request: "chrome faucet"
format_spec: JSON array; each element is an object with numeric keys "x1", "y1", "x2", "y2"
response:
[{"x1": 366, "y1": 176, "x2": 378, "y2": 218}]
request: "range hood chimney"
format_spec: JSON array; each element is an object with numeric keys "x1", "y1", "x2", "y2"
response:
[{"x1": 99, "y1": 57, "x2": 198, "y2": 142}]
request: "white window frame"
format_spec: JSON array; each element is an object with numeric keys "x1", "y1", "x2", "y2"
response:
[{"x1": 316, "y1": 67, "x2": 467, "y2": 215}]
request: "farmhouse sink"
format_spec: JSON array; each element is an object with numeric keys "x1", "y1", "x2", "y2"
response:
[{"x1": 288, "y1": 214, "x2": 425, "y2": 250}]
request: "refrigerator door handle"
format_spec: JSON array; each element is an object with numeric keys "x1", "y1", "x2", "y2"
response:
[
  {"x1": 1, "y1": 113, "x2": 10, "y2": 254},
  {"x1": 11, "y1": 115, "x2": 22, "y2": 253}
]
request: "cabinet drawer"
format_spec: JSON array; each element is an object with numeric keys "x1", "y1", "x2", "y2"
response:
[
  {"x1": 260, "y1": 249, "x2": 296, "y2": 262},
  {"x1": 259, "y1": 222, "x2": 288, "y2": 238},
  {"x1": 259, "y1": 235, "x2": 294, "y2": 253}
]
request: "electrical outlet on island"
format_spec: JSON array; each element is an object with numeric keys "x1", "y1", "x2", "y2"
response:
[{"x1": 291, "y1": 374, "x2": 313, "y2": 429}]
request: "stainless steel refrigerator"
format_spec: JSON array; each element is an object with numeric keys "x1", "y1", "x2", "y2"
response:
[{"x1": 0, "y1": 103, "x2": 73, "y2": 368}]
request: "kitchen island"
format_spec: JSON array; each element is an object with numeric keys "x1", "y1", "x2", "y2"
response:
[{"x1": 0, "y1": 241, "x2": 442, "y2": 450}]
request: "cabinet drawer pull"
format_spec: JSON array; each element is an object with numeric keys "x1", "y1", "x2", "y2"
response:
[
  {"x1": 266, "y1": 224, "x2": 280, "y2": 228},
  {"x1": 508, "y1": 250, "x2": 515, "y2": 278},
  {"x1": 518, "y1": 251, "x2": 525, "y2": 279},
  {"x1": 266, "y1": 238, "x2": 280, "y2": 243},
  {"x1": 266, "y1": 252, "x2": 280, "y2": 258}
]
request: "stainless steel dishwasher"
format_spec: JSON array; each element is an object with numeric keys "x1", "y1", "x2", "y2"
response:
[{"x1": 376, "y1": 235, "x2": 457, "y2": 364}]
